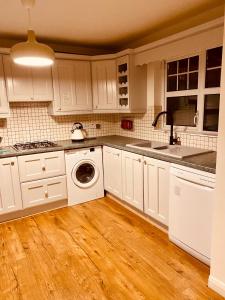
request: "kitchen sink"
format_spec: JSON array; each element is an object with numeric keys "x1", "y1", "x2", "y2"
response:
[
  {"x1": 0, "y1": 146, "x2": 15, "y2": 155},
  {"x1": 126, "y1": 141, "x2": 213, "y2": 159}
]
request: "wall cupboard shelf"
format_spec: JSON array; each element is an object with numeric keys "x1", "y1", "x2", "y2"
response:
[
  {"x1": 3, "y1": 55, "x2": 53, "y2": 102},
  {"x1": 49, "y1": 59, "x2": 92, "y2": 115}
]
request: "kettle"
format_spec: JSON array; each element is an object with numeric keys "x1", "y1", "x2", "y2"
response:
[{"x1": 71, "y1": 122, "x2": 86, "y2": 141}]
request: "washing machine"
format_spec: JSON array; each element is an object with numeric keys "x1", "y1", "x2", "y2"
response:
[{"x1": 65, "y1": 147, "x2": 104, "y2": 205}]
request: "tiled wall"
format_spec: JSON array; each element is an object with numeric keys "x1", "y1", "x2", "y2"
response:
[
  {"x1": 0, "y1": 102, "x2": 116, "y2": 146},
  {"x1": 0, "y1": 103, "x2": 217, "y2": 150}
]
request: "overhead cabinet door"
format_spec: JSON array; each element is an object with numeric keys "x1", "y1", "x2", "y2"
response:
[
  {"x1": 92, "y1": 60, "x2": 117, "y2": 110},
  {"x1": 0, "y1": 55, "x2": 9, "y2": 116},
  {"x1": 3, "y1": 55, "x2": 53, "y2": 102},
  {"x1": 52, "y1": 59, "x2": 92, "y2": 113}
]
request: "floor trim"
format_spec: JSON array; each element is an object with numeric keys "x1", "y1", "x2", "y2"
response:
[{"x1": 208, "y1": 275, "x2": 225, "y2": 298}]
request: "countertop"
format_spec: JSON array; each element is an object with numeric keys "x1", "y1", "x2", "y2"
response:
[{"x1": 0, "y1": 135, "x2": 216, "y2": 174}]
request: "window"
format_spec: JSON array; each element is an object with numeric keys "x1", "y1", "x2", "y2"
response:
[{"x1": 165, "y1": 46, "x2": 222, "y2": 133}]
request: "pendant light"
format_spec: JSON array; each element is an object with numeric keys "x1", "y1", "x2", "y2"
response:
[{"x1": 11, "y1": 0, "x2": 54, "y2": 67}]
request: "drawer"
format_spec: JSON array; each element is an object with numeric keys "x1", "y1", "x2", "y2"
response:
[
  {"x1": 21, "y1": 175, "x2": 67, "y2": 208},
  {"x1": 18, "y1": 151, "x2": 65, "y2": 182}
]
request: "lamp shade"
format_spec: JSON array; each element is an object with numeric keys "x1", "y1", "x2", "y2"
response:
[{"x1": 11, "y1": 30, "x2": 55, "y2": 67}]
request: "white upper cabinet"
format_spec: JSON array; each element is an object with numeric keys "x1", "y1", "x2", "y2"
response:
[
  {"x1": 0, "y1": 55, "x2": 9, "y2": 117},
  {"x1": 3, "y1": 55, "x2": 53, "y2": 102},
  {"x1": 50, "y1": 59, "x2": 92, "y2": 115},
  {"x1": 92, "y1": 60, "x2": 117, "y2": 111},
  {"x1": 0, "y1": 157, "x2": 22, "y2": 215},
  {"x1": 144, "y1": 157, "x2": 170, "y2": 225}
]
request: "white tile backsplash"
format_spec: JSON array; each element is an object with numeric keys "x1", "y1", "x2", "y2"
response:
[{"x1": 0, "y1": 103, "x2": 217, "y2": 150}]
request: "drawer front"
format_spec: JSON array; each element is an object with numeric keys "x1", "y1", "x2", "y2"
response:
[
  {"x1": 21, "y1": 175, "x2": 67, "y2": 208},
  {"x1": 18, "y1": 151, "x2": 65, "y2": 182}
]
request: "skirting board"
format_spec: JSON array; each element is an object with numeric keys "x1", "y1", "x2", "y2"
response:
[
  {"x1": 208, "y1": 275, "x2": 225, "y2": 298},
  {"x1": 106, "y1": 192, "x2": 168, "y2": 234}
]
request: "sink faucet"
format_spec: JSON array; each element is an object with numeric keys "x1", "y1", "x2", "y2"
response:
[{"x1": 152, "y1": 111, "x2": 178, "y2": 145}]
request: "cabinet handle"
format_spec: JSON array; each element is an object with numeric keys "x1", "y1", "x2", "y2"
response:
[
  {"x1": 138, "y1": 158, "x2": 141, "y2": 163},
  {"x1": 42, "y1": 166, "x2": 46, "y2": 171},
  {"x1": 11, "y1": 161, "x2": 14, "y2": 166},
  {"x1": 58, "y1": 108, "x2": 61, "y2": 111},
  {"x1": 144, "y1": 161, "x2": 147, "y2": 165},
  {"x1": 30, "y1": 97, "x2": 34, "y2": 100},
  {"x1": 45, "y1": 191, "x2": 48, "y2": 198},
  {"x1": 116, "y1": 153, "x2": 120, "y2": 157}
]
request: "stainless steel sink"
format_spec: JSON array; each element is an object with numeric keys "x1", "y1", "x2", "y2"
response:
[
  {"x1": 0, "y1": 146, "x2": 15, "y2": 155},
  {"x1": 126, "y1": 141, "x2": 213, "y2": 159}
]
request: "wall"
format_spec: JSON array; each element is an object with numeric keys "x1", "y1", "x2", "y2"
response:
[
  {"x1": 0, "y1": 102, "x2": 117, "y2": 146},
  {"x1": 0, "y1": 102, "x2": 217, "y2": 150},
  {"x1": 208, "y1": 10, "x2": 225, "y2": 298}
]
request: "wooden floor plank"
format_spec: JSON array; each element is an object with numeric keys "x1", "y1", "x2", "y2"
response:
[{"x1": 0, "y1": 197, "x2": 223, "y2": 300}]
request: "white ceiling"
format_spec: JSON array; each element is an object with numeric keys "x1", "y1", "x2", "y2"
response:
[{"x1": 0, "y1": 0, "x2": 223, "y2": 49}]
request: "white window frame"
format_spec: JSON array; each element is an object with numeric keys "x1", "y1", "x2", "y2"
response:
[{"x1": 164, "y1": 48, "x2": 221, "y2": 136}]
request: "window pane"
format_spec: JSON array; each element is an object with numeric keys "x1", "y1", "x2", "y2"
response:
[
  {"x1": 203, "y1": 94, "x2": 220, "y2": 132},
  {"x1": 205, "y1": 68, "x2": 221, "y2": 88},
  {"x1": 168, "y1": 61, "x2": 177, "y2": 75},
  {"x1": 178, "y1": 59, "x2": 188, "y2": 73},
  {"x1": 189, "y1": 72, "x2": 198, "y2": 89},
  {"x1": 166, "y1": 96, "x2": 197, "y2": 127},
  {"x1": 206, "y1": 46, "x2": 223, "y2": 68},
  {"x1": 189, "y1": 56, "x2": 199, "y2": 71},
  {"x1": 178, "y1": 74, "x2": 187, "y2": 90},
  {"x1": 167, "y1": 75, "x2": 177, "y2": 91}
]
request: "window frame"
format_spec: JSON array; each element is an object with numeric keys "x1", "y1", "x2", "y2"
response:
[{"x1": 163, "y1": 48, "x2": 221, "y2": 136}]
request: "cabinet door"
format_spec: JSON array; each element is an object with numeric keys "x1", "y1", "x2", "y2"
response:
[
  {"x1": 52, "y1": 60, "x2": 76, "y2": 112},
  {"x1": 32, "y1": 67, "x2": 53, "y2": 100},
  {"x1": 122, "y1": 151, "x2": 143, "y2": 210},
  {"x1": 21, "y1": 175, "x2": 67, "y2": 208},
  {"x1": 92, "y1": 60, "x2": 117, "y2": 110},
  {"x1": 0, "y1": 157, "x2": 22, "y2": 214},
  {"x1": 3, "y1": 55, "x2": 33, "y2": 101},
  {"x1": 73, "y1": 61, "x2": 92, "y2": 110},
  {"x1": 0, "y1": 55, "x2": 9, "y2": 115},
  {"x1": 18, "y1": 151, "x2": 65, "y2": 182},
  {"x1": 103, "y1": 146, "x2": 122, "y2": 198},
  {"x1": 144, "y1": 157, "x2": 170, "y2": 225}
]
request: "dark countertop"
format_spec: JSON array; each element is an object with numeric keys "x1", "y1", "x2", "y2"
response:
[{"x1": 0, "y1": 135, "x2": 216, "y2": 174}]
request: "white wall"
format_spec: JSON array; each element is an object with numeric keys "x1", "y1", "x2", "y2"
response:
[{"x1": 208, "y1": 8, "x2": 225, "y2": 298}]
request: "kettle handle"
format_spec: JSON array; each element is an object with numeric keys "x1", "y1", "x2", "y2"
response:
[{"x1": 71, "y1": 122, "x2": 83, "y2": 133}]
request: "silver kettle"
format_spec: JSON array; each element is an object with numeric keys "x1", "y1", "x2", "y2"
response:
[{"x1": 71, "y1": 122, "x2": 86, "y2": 141}]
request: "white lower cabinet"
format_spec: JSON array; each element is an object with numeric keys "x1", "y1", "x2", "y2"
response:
[
  {"x1": 144, "y1": 157, "x2": 170, "y2": 225},
  {"x1": 21, "y1": 175, "x2": 67, "y2": 208},
  {"x1": 103, "y1": 146, "x2": 122, "y2": 198},
  {"x1": 18, "y1": 151, "x2": 65, "y2": 182},
  {"x1": 0, "y1": 157, "x2": 22, "y2": 214},
  {"x1": 122, "y1": 151, "x2": 144, "y2": 210}
]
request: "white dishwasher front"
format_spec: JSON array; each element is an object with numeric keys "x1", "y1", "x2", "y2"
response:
[{"x1": 169, "y1": 164, "x2": 215, "y2": 265}]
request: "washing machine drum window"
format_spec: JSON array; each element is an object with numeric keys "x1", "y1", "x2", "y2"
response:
[{"x1": 72, "y1": 160, "x2": 99, "y2": 188}]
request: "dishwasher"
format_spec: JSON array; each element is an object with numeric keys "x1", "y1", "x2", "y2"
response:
[{"x1": 169, "y1": 164, "x2": 216, "y2": 265}]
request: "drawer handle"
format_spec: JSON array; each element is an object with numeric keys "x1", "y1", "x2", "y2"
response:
[
  {"x1": 42, "y1": 166, "x2": 46, "y2": 171},
  {"x1": 45, "y1": 191, "x2": 48, "y2": 198},
  {"x1": 11, "y1": 161, "x2": 14, "y2": 166},
  {"x1": 144, "y1": 161, "x2": 147, "y2": 165},
  {"x1": 138, "y1": 158, "x2": 141, "y2": 163}
]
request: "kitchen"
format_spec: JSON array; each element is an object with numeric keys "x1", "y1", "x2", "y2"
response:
[{"x1": 0, "y1": 0, "x2": 225, "y2": 299}]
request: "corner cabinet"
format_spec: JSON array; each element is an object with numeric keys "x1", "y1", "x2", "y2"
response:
[
  {"x1": 49, "y1": 59, "x2": 92, "y2": 115},
  {"x1": 144, "y1": 157, "x2": 170, "y2": 225},
  {"x1": 92, "y1": 60, "x2": 117, "y2": 111},
  {"x1": 0, "y1": 55, "x2": 9, "y2": 117},
  {"x1": 122, "y1": 151, "x2": 144, "y2": 210},
  {"x1": 3, "y1": 55, "x2": 53, "y2": 102},
  {"x1": 103, "y1": 146, "x2": 122, "y2": 198},
  {"x1": 0, "y1": 157, "x2": 22, "y2": 214}
]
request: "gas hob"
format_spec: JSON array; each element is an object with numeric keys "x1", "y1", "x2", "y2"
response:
[{"x1": 13, "y1": 141, "x2": 59, "y2": 151}]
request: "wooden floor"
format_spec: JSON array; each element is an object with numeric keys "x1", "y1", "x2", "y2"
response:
[{"x1": 0, "y1": 197, "x2": 224, "y2": 300}]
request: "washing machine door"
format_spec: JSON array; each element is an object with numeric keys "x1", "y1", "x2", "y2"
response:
[{"x1": 72, "y1": 160, "x2": 99, "y2": 188}]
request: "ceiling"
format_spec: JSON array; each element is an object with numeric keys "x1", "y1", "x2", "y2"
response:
[{"x1": 0, "y1": 0, "x2": 224, "y2": 50}]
